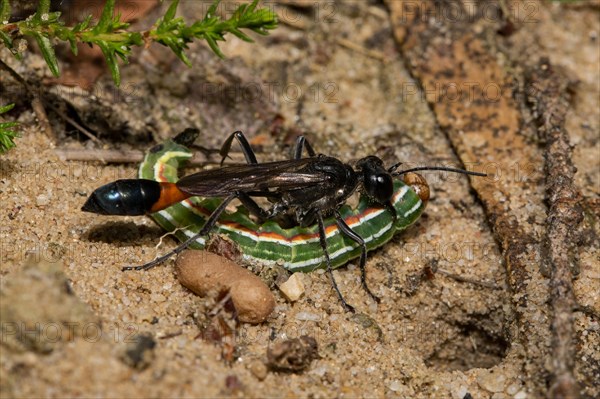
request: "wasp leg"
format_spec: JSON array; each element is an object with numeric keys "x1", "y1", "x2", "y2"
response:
[
  {"x1": 123, "y1": 193, "x2": 237, "y2": 271},
  {"x1": 172, "y1": 128, "x2": 201, "y2": 147},
  {"x1": 292, "y1": 135, "x2": 317, "y2": 159},
  {"x1": 219, "y1": 131, "x2": 259, "y2": 165},
  {"x1": 237, "y1": 192, "x2": 270, "y2": 224},
  {"x1": 385, "y1": 201, "x2": 397, "y2": 222},
  {"x1": 387, "y1": 161, "x2": 402, "y2": 174},
  {"x1": 316, "y1": 211, "x2": 355, "y2": 313},
  {"x1": 218, "y1": 132, "x2": 277, "y2": 222},
  {"x1": 334, "y1": 210, "x2": 380, "y2": 303}
]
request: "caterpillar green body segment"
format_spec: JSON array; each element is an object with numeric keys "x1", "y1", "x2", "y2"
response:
[{"x1": 139, "y1": 138, "x2": 427, "y2": 272}]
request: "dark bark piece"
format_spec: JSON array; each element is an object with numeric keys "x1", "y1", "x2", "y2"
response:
[{"x1": 526, "y1": 58, "x2": 583, "y2": 399}]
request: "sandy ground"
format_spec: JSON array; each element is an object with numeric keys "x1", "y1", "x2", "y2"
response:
[{"x1": 1, "y1": 1, "x2": 598, "y2": 398}]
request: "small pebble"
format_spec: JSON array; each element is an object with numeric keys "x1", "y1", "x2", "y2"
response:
[
  {"x1": 311, "y1": 365, "x2": 328, "y2": 377},
  {"x1": 176, "y1": 250, "x2": 275, "y2": 324},
  {"x1": 247, "y1": 360, "x2": 268, "y2": 381},
  {"x1": 477, "y1": 370, "x2": 507, "y2": 393},
  {"x1": 279, "y1": 273, "x2": 305, "y2": 301},
  {"x1": 506, "y1": 382, "x2": 521, "y2": 395},
  {"x1": 150, "y1": 293, "x2": 166, "y2": 303},
  {"x1": 36, "y1": 194, "x2": 50, "y2": 206},
  {"x1": 514, "y1": 391, "x2": 527, "y2": 399},
  {"x1": 295, "y1": 312, "x2": 321, "y2": 322},
  {"x1": 138, "y1": 308, "x2": 155, "y2": 323},
  {"x1": 389, "y1": 380, "x2": 402, "y2": 392},
  {"x1": 450, "y1": 384, "x2": 468, "y2": 399}
]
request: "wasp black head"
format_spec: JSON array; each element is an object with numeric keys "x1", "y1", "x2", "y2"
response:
[
  {"x1": 82, "y1": 179, "x2": 161, "y2": 216},
  {"x1": 356, "y1": 156, "x2": 394, "y2": 204}
]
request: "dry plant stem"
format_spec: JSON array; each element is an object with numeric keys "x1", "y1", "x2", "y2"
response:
[
  {"x1": 0, "y1": 58, "x2": 54, "y2": 141},
  {"x1": 158, "y1": 330, "x2": 183, "y2": 340},
  {"x1": 336, "y1": 38, "x2": 387, "y2": 62},
  {"x1": 42, "y1": 101, "x2": 103, "y2": 145},
  {"x1": 526, "y1": 59, "x2": 582, "y2": 399},
  {"x1": 561, "y1": 0, "x2": 600, "y2": 11},
  {"x1": 435, "y1": 268, "x2": 501, "y2": 290},
  {"x1": 54, "y1": 148, "x2": 147, "y2": 164},
  {"x1": 0, "y1": 57, "x2": 100, "y2": 145},
  {"x1": 54, "y1": 148, "x2": 211, "y2": 165}
]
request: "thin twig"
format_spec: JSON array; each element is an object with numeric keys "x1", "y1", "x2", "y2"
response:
[
  {"x1": 0, "y1": 57, "x2": 101, "y2": 145},
  {"x1": 54, "y1": 147, "x2": 213, "y2": 165},
  {"x1": 0, "y1": 58, "x2": 54, "y2": 141},
  {"x1": 436, "y1": 268, "x2": 502, "y2": 290},
  {"x1": 158, "y1": 330, "x2": 183, "y2": 340},
  {"x1": 42, "y1": 100, "x2": 103, "y2": 145},
  {"x1": 336, "y1": 38, "x2": 387, "y2": 62}
]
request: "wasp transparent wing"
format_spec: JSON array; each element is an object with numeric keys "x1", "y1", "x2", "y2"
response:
[{"x1": 175, "y1": 158, "x2": 329, "y2": 196}]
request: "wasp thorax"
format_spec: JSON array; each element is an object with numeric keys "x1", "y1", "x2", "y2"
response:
[{"x1": 402, "y1": 172, "x2": 430, "y2": 203}]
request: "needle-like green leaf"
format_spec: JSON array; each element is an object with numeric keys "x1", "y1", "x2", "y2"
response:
[
  {"x1": 0, "y1": 103, "x2": 20, "y2": 154},
  {"x1": 32, "y1": 32, "x2": 59, "y2": 76},
  {"x1": 0, "y1": 0, "x2": 11, "y2": 23},
  {"x1": 0, "y1": 0, "x2": 278, "y2": 86}
]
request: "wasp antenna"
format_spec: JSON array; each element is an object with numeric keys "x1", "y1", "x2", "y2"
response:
[
  {"x1": 387, "y1": 161, "x2": 403, "y2": 173},
  {"x1": 392, "y1": 166, "x2": 487, "y2": 177}
]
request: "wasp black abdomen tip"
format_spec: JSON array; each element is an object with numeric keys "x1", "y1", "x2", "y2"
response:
[
  {"x1": 81, "y1": 179, "x2": 161, "y2": 216},
  {"x1": 81, "y1": 195, "x2": 111, "y2": 214}
]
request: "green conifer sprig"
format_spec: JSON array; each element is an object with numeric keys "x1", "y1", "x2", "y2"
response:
[
  {"x1": 0, "y1": 0, "x2": 277, "y2": 86},
  {"x1": 0, "y1": 103, "x2": 20, "y2": 154}
]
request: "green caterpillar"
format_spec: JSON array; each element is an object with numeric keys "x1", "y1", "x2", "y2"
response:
[{"x1": 138, "y1": 136, "x2": 428, "y2": 272}]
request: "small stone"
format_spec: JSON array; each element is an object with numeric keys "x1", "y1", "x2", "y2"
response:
[
  {"x1": 514, "y1": 391, "x2": 527, "y2": 399},
  {"x1": 295, "y1": 312, "x2": 321, "y2": 322},
  {"x1": 506, "y1": 382, "x2": 521, "y2": 395},
  {"x1": 311, "y1": 365, "x2": 328, "y2": 377},
  {"x1": 0, "y1": 256, "x2": 99, "y2": 354},
  {"x1": 138, "y1": 308, "x2": 155, "y2": 323},
  {"x1": 150, "y1": 293, "x2": 166, "y2": 303},
  {"x1": 247, "y1": 360, "x2": 268, "y2": 381},
  {"x1": 450, "y1": 384, "x2": 468, "y2": 399},
  {"x1": 36, "y1": 194, "x2": 50, "y2": 206},
  {"x1": 477, "y1": 370, "x2": 507, "y2": 393},
  {"x1": 389, "y1": 380, "x2": 403, "y2": 392},
  {"x1": 279, "y1": 273, "x2": 305, "y2": 301}
]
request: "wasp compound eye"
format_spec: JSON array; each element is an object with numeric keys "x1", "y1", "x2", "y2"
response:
[{"x1": 365, "y1": 172, "x2": 394, "y2": 203}]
